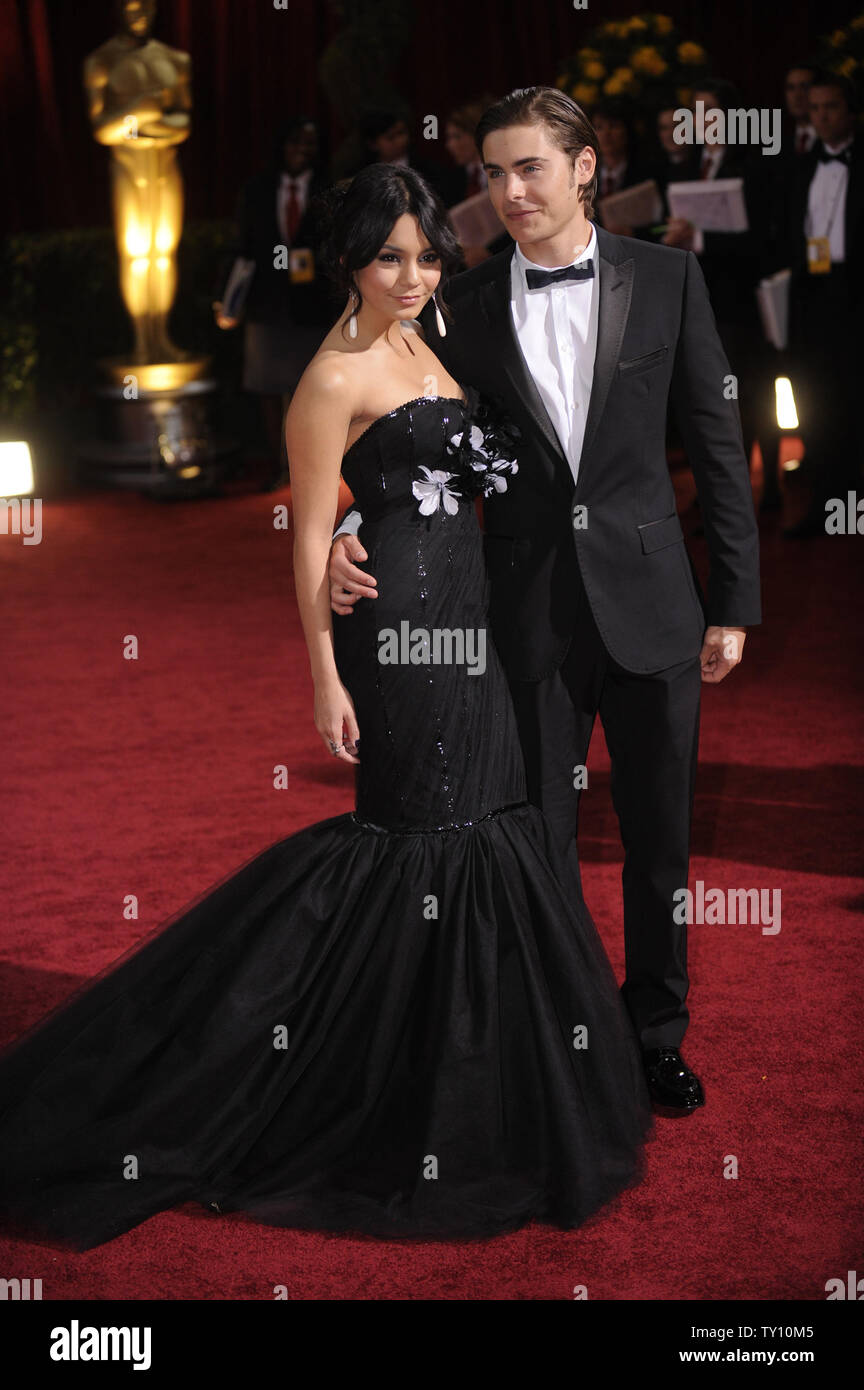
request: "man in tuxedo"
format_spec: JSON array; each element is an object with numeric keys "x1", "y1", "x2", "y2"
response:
[
  {"x1": 780, "y1": 63, "x2": 818, "y2": 163},
  {"x1": 769, "y1": 70, "x2": 862, "y2": 537},
  {"x1": 328, "y1": 88, "x2": 761, "y2": 1116}
]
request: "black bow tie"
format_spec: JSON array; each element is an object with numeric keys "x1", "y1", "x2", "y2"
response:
[
  {"x1": 818, "y1": 146, "x2": 851, "y2": 165},
  {"x1": 525, "y1": 260, "x2": 595, "y2": 290}
]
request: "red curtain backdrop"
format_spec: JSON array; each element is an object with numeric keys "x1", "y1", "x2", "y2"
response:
[{"x1": 1, "y1": 0, "x2": 860, "y2": 233}]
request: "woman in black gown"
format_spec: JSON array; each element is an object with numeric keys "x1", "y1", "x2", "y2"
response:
[{"x1": 0, "y1": 165, "x2": 652, "y2": 1252}]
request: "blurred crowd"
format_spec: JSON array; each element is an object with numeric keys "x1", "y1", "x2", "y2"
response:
[{"x1": 215, "y1": 67, "x2": 861, "y2": 534}]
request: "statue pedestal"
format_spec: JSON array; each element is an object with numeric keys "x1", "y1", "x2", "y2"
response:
[{"x1": 78, "y1": 357, "x2": 240, "y2": 497}]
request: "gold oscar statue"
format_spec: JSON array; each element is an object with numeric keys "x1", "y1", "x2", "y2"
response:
[
  {"x1": 81, "y1": 0, "x2": 232, "y2": 493},
  {"x1": 84, "y1": 0, "x2": 204, "y2": 391}
]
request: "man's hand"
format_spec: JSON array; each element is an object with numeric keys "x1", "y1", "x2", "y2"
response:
[
  {"x1": 212, "y1": 301, "x2": 239, "y2": 330},
  {"x1": 700, "y1": 626, "x2": 746, "y2": 684},
  {"x1": 329, "y1": 533, "x2": 379, "y2": 615},
  {"x1": 662, "y1": 217, "x2": 695, "y2": 251}
]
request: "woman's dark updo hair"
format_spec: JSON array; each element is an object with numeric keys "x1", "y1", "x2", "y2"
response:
[{"x1": 315, "y1": 163, "x2": 463, "y2": 338}]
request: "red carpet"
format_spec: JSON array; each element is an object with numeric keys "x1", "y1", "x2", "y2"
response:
[{"x1": 0, "y1": 477, "x2": 861, "y2": 1300}]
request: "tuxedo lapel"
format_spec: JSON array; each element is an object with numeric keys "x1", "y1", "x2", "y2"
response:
[
  {"x1": 477, "y1": 258, "x2": 572, "y2": 495},
  {"x1": 474, "y1": 227, "x2": 635, "y2": 499},
  {"x1": 575, "y1": 226, "x2": 634, "y2": 492}
]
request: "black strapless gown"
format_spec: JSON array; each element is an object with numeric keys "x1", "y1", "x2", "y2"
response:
[{"x1": 0, "y1": 391, "x2": 653, "y2": 1251}]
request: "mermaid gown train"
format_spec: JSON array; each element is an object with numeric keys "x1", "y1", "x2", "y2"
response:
[{"x1": 0, "y1": 390, "x2": 653, "y2": 1251}]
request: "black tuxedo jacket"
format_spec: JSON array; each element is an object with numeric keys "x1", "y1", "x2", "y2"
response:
[
  {"x1": 419, "y1": 224, "x2": 761, "y2": 682},
  {"x1": 768, "y1": 136, "x2": 864, "y2": 313}
]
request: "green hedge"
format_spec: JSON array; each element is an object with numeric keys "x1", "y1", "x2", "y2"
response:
[{"x1": 0, "y1": 220, "x2": 242, "y2": 424}]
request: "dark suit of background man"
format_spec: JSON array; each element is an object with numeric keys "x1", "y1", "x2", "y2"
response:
[
  {"x1": 215, "y1": 118, "x2": 332, "y2": 487},
  {"x1": 332, "y1": 90, "x2": 761, "y2": 1115},
  {"x1": 768, "y1": 70, "x2": 863, "y2": 537},
  {"x1": 661, "y1": 80, "x2": 775, "y2": 511}
]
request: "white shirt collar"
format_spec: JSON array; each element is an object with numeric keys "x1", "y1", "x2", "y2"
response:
[
  {"x1": 281, "y1": 168, "x2": 313, "y2": 187},
  {"x1": 514, "y1": 221, "x2": 597, "y2": 292},
  {"x1": 822, "y1": 135, "x2": 855, "y2": 156}
]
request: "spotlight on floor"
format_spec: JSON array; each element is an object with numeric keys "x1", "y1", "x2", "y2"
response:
[
  {"x1": 0, "y1": 441, "x2": 35, "y2": 497},
  {"x1": 775, "y1": 377, "x2": 799, "y2": 431}
]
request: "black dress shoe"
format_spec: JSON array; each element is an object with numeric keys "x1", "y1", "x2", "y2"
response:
[{"x1": 643, "y1": 1047, "x2": 705, "y2": 1116}]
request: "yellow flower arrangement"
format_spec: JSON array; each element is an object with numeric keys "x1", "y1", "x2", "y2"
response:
[
  {"x1": 812, "y1": 11, "x2": 864, "y2": 110},
  {"x1": 571, "y1": 82, "x2": 599, "y2": 107},
  {"x1": 556, "y1": 13, "x2": 710, "y2": 113},
  {"x1": 631, "y1": 45, "x2": 668, "y2": 76},
  {"x1": 677, "y1": 41, "x2": 706, "y2": 65},
  {"x1": 604, "y1": 66, "x2": 637, "y2": 96}
]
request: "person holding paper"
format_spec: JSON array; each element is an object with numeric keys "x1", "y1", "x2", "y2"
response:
[
  {"x1": 329, "y1": 87, "x2": 761, "y2": 1118},
  {"x1": 591, "y1": 97, "x2": 654, "y2": 236},
  {"x1": 662, "y1": 79, "x2": 775, "y2": 496},
  {"x1": 214, "y1": 118, "x2": 331, "y2": 489},
  {"x1": 769, "y1": 70, "x2": 862, "y2": 537}
]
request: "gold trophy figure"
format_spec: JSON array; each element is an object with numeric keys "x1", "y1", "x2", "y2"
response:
[{"x1": 84, "y1": 0, "x2": 202, "y2": 389}]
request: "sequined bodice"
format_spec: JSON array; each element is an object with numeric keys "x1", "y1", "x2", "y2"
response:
[{"x1": 332, "y1": 394, "x2": 527, "y2": 832}]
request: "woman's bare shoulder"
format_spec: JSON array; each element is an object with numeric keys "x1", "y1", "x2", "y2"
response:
[{"x1": 293, "y1": 344, "x2": 362, "y2": 408}]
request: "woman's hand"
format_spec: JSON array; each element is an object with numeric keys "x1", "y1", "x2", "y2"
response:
[{"x1": 315, "y1": 678, "x2": 360, "y2": 763}]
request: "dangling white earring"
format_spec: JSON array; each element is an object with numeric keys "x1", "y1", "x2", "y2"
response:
[
  {"x1": 348, "y1": 288, "x2": 358, "y2": 339},
  {"x1": 433, "y1": 292, "x2": 446, "y2": 337}
]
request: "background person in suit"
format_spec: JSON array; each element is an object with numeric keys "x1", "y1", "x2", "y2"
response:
[
  {"x1": 215, "y1": 117, "x2": 332, "y2": 488},
  {"x1": 590, "y1": 96, "x2": 654, "y2": 235},
  {"x1": 781, "y1": 62, "x2": 818, "y2": 161},
  {"x1": 328, "y1": 88, "x2": 761, "y2": 1116},
  {"x1": 661, "y1": 79, "x2": 776, "y2": 508},
  {"x1": 650, "y1": 104, "x2": 701, "y2": 211},
  {"x1": 442, "y1": 98, "x2": 512, "y2": 266},
  {"x1": 769, "y1": 70, "x2": 863, "y2": 537}
]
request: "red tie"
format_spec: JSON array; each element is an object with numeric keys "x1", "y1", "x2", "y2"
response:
[
  {"x1": 284, "y1": 179, "x2": 301, "y2": 243},
  {"x1": 795, "y1": 127, "x2": 808, "y2": 155}
]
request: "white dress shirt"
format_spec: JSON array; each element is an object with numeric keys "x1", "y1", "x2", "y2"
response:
[
  {"x1": 510, "y1": 221, "x2": 600, "y2": 486},
  {"x1": 806, "y1": 136, "x2": 853, "y2": 264}
]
